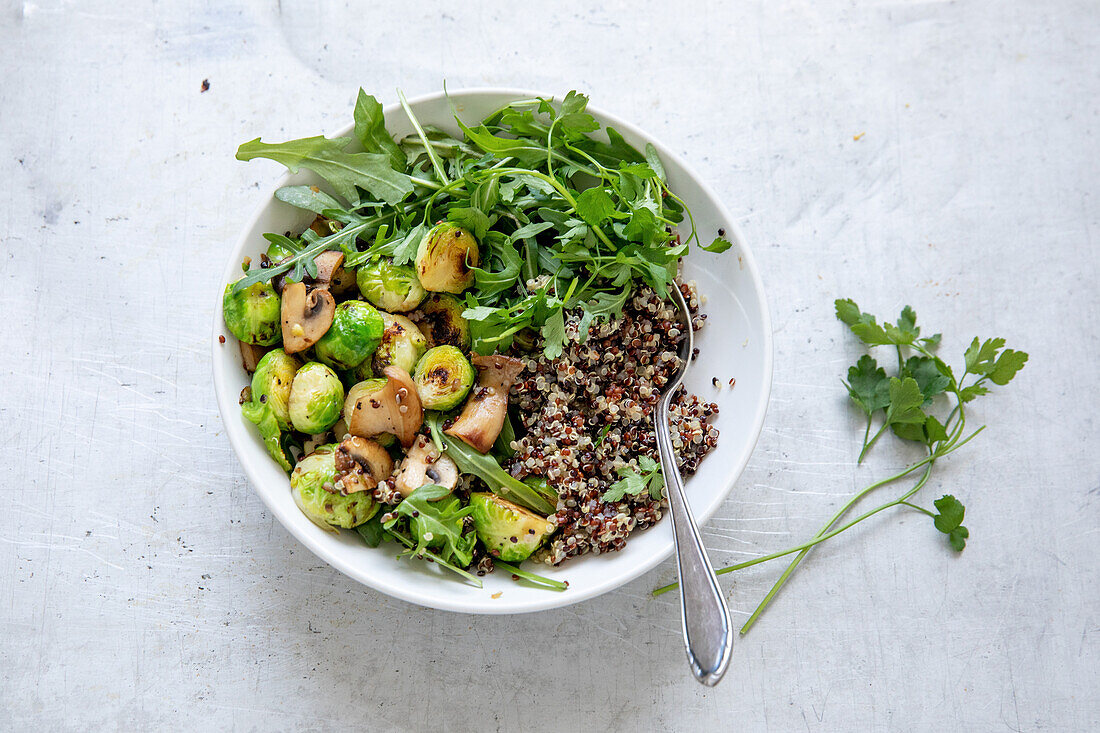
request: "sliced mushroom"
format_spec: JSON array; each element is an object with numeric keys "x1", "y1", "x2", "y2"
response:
[
  {"x1": 311, "y1": 250, "x2": 345, "y2": 285},
  {"x1": 273, "y1": 250, "x2": 350, "y2": 295},
  {"x1": 309, "y1": 215, "x2": 339, "y2": 238},
  {"x1": 392, "y1": 434, "x2": 459, "y2": 498},
  {"x1": 239, "y1": 342, "x2": 270, "y2": 373},
  {"x1": 344, "y1": 366, "x2": 423, "y2": 448},
  {"x1": 280, "y1": 281, "x2": 335, "y2": 354},
  {"x1": 445, "y1": 354, "x2": 526, "y2": 453},
  {"x1": 333, "y1": 436, "x2": 394, "y2": 495}
]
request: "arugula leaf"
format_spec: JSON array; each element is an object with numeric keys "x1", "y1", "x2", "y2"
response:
[
  {"x1": 508, "y1": 221, "x2": 555, "y2": 242},
  {"x1": 644, "y1": 143, "x2": 667, "y2": 183},
  {"x1": 352, "y1": 89, "x2": 406, "y2": 171},
  {"x1": 427, "y1": 414, "x2": 556, "y2": 515},
  {"x1": 383, "y1": 484, "x2": 477, "y2": 567},
  {"x1": 448, "y1": 206, "x2": 491, "y2": 240},
  {"x1": 236, "y1": 135, "x2": 413, "y2": 206},
  {"x1": 932, "y1": 495, "x2": 969, "y2": 551},
  {"x1": 274, "y1": 185, "x2": 343, "y2": 215},
  {"x1": 453, "y1": 122, "x2": 547, "y2": 167},
  {"x1": 470, "y1": 232, "x2": 523, "y2": 300},
  {"x1": 494, "y1": 561, "x2": 568, "y2": 591},
  {"x1": 356, "y1": 513, "x2": 386, "y2": 548}
]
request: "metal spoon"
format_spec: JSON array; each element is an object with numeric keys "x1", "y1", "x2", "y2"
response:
[{"x1": 654, "y1": 283, "x2": 734, "y2": 686}]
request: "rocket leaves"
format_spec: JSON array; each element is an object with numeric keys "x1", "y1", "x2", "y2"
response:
[
  {"x1": 236, "y1": 135, "x2": 414, "y2": 206},
  {"x1": 235, "y1": 88, "x2": 730, "y2": 356}
]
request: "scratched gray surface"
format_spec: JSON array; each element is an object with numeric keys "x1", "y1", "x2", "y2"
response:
[{"x1": 1, "y1": 0, "x2": 1097, "y2": 730}]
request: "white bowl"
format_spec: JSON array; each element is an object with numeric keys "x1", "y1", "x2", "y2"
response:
[{"x1": 212, "y1": 89, "x2": 772, "y2": 614}]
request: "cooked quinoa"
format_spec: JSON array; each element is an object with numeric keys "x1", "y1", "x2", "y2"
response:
[{"x1": 505, "y1": 280, "x2": 720, "y2": 566}]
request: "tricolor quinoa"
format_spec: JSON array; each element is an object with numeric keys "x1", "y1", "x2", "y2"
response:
[{"x1": 507, "y1": 280, "x2": 719, "y2": 566}]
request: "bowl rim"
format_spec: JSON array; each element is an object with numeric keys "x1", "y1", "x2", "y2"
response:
[{"x1": 212, "y1": 87, "x2": 773, "y2": 614}]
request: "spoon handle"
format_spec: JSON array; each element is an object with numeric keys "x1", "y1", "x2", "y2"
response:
[{"x1": 655, "y1": 396, "x2": 734, "y2": 686}]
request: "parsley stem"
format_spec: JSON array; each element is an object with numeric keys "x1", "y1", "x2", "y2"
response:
[
  {"x1": 651, "y1": 462, "x2": 938, "y2": 599},
  {"x1": 738, "y1": 462, "x2": 936, "y2": 633},
  {"x1": 899, "y1": 501, "x2": 935, "y2": 517},
  {"x1": 737, "y1": 455, "x2": 935, "y2": 634},
  {"x1": 859, "y1": 422, "x2": 890, "y2": 463}
]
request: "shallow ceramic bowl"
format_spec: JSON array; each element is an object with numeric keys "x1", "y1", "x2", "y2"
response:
[{"x1": 212, "y1": 89, "x2": 772, "y2": 614}]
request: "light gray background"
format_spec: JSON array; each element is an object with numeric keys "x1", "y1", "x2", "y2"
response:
[{"x1": 2, "y1": 0, "x2": 1097, "y2": 730}]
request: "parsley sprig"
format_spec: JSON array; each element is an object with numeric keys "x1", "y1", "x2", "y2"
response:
[
  {"x1": 654, "y1": 299, "x2": 1027, "y2": 634},
  {"x1": 601, "y1": 455, "x2": 664, "y2": 502}
]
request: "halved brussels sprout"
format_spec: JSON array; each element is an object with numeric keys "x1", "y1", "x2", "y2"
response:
[
  {"x1": 411, "y1": 293, "x2": 470, "y2": 349},
  {"x1": 413, "y1": 345, "x2": 475, "y2": 410},
  {"x1": 314, "y1": 300, "x2": 384, "y2": 370},
  {"x1": 223, "y1": 280, "x2": 281, "y2": 346},
  {"x1": 372, "y1": 312, "x2": 427, "y2": 374},
  {"x1": 357, "y1": 260, "x2": 427, "y2": 312},
  {"x1": 415, "y1": 222, "x2": 479, "y2": 293},
  {"x1": 290, "y1": 446, "x2": 378, "y2": 530},
  {"x1": 469, "y1": 492, "x2": 555, "y2": 562},
  {"x1": 250, "y1": 348, "x2": 301, "y2": 429},
  {"x1": 265, "y1": 238, "x2": 295, "y2": 262},
  {"x1": 288, "y1": 362, "x2": 345, "y2": 434}
]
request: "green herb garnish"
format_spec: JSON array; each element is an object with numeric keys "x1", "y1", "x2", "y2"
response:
[
  {"x1": 233, "y1": 89, "x2": 730, "y2": 358},
  {"x1": 379, "y1": 484, "x2": 481, "y2": 586},
  {"x1": 654, "y1": 299, "x2": 1027, "y2": 634},
  {"x1": 601, "y1": 455, "x2": 664, "y2": 502}
]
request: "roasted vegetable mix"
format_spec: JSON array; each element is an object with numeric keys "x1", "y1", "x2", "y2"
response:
[{"x1": 222, "y1": 89, "x2": 733, "y2": 589}]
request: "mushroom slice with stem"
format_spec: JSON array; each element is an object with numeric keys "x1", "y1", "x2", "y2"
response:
[
  {"x1": 281, "y1": 281, "x2": 336, "y2": 354},
  {"x1": 445, "y1": 354, "x2": 526, "y2": 453},
  {"x1": 333, "y1": 436, "x2": 393, "y2": 495},
  {"x1": 392, "y1": 434, "x2": 459, "y2": 498},
  {"x1": 343, "y1": 366, "x2": 423, "y2": 448}
]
